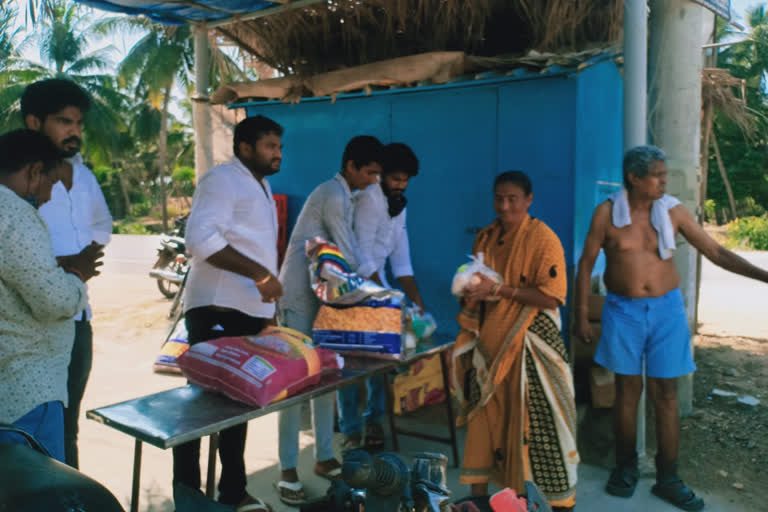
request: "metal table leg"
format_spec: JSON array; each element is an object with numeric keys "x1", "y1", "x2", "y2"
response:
[
  {"x1": 206, "y1": 433, "x2": 219, "y2": 498},
  {"x1": 439, "y1": 350, "x2": 460, "y2": 468},
  {"x1": 384, "y1": 373, "x2": 400, "y2": 452},
  {"x1": 131, "y1": 439, "x2": 142, "y2": 512}
]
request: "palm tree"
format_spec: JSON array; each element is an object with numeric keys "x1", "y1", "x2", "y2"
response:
[
  {"x1": 0, "y1": 1, "x2": 127, "y2": 160},
  {"x1": 35, "y1": 0, "x2": 127, "y2": 162},
  {"x1": 0, "y1": 6, "x2": 46, "y2": 131},
  {"x1": 99, "y1": 17, "x2": 244, "y2": 230}
]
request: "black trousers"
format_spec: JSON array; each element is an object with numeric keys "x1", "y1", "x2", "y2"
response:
[
  {"x1": 172, "y1": 306, "x2": 267, "y2": 505},
  {"x1": 64, "y1": 318, "x2": 93, "y2": 469}
]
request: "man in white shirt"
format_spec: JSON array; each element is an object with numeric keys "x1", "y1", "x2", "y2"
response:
[
  {"x1": 176, "y1": 116, "x2": 282, "y2": 512},
  {"x1": 275, "y1": 136, "x2": 384, "y2": 505},
  {"x1": 22, "y1": 79, "x2": 112, "y2": 469},
  {"x1": 0, "y1": 129, "x2": 98, "y2": 463},
  {"x1": 339, "y1": 142, "x2": 426, "y2": 450}
]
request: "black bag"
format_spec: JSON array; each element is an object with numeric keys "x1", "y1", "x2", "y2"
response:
[{"x1": 0, "y1": 424, "x2": 125, "y2": 512}]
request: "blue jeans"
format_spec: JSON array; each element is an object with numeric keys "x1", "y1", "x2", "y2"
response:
[
  {"x1": 0, "y1": 401, "x2": 65, "y2": 462},
  {"x1": 277, "y1": 308, "x2": 336, "y2": 470},
  {"x1": 337, "y1": 376, "x2": 386, "y2": 435}
]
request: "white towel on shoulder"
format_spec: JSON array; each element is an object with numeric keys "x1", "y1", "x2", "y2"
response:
[{"x1": 609, "y1": 189, "x2": 681, "y2": 260}]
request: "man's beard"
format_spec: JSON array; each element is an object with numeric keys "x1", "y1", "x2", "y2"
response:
[
  {"x1": 255, "y1": 156, "x2": 281, "y2": 176},
  {"x1": 59, "y1": 137, "x2": 81, "y2": 158},
  {"x1": 381, "y1": 182, "x2": 407, "y2": 217}
]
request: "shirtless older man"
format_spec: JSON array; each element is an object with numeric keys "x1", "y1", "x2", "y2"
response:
[{"x1": 575, "y1": 145, "x2": 768, "y2": 511}]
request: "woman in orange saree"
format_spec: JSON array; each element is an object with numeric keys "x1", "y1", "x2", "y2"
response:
[{"x1": 453, "y1": 171, "x2": 578, "y2": 511}]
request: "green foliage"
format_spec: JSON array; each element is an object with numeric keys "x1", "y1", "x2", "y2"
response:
[
  {"x1": 736, "y1": 196, "x2": 766, "y2": 218},
  {"x1": 706, "y1": 7, "x2": 768, "y2": 224},
  {"x1": 704, "y1": 199, "x2": 717, "y2": 224},
  {"x1": 726, "y1": 216, "x2": 768, "y2": 250},
  {"x1": 172, "y1": 166, "x2": 194, "y2": 183},
  {"x1": 113, "y1": 220, "x2": 151, "y2": 235},
  {"x1": 130, "y1": 201, "x2": 151, "y2": 218}
]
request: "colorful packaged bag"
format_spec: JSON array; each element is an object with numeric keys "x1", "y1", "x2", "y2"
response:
[
  {"x1": 153, "y1": 318, "x2": 189, "y2": 374},
  {"x1": 177, "y1": 326, "x2": 341, "y2": 407}
]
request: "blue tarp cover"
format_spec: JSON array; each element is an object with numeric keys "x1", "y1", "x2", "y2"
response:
[{"x1": 73, "y1": 0, "x2": 279, "y2": 25}]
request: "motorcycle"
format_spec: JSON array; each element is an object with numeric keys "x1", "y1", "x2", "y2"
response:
[{"x1": 149, "y1": 214, "x2": 189, "y2": 299}]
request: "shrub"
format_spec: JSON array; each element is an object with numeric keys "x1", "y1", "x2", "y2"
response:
[
  {"x1": 130, "y1": 201, "x2": 152, "y2": 218},
  {"x1": 113, "y1": 221, "x2": 151, "y2": 235},
  {"x1": 726, "y1": 216, "x2": 768, "y2": 250},
  {"x1": 736, "y1": 196, "x2": 766, "y2": 218},
  {"x1": 704, "y1": 199, "x2": 717, "y2": 224}
]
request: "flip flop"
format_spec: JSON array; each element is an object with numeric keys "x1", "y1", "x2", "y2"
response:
[
  {"x1": 273, "y1": 481, "x2": 307, "y2": 506},
  {"x1": 236, "y1": 497, "x2": 273, "y2": 512},
  {"x1": 314, "y1": 462, "x2": 343, "y2": 480},
  {"x1": 651, "y1": 478, "x2": 705, "y2": 511},
  {"x1": 605, "y1": 465, "x2": 639, "y2": 498}
]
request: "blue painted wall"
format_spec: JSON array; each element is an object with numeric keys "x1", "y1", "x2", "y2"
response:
[
  {"x1": 244, "y1": 59, "x2": 622, "y2": 336},
  {"x1": 572, "y1": 62, "x2": 625, "y2": 281}
]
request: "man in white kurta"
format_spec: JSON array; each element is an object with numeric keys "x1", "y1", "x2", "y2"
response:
[
  {"x1": 175, "y1": 115, "x2": 283, "y2": 511},
  {"x1": 22, "y1": 79, "x2": 112, "y2": 469}
]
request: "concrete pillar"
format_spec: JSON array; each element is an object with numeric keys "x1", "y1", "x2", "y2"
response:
[
  {"x1": 624, "y1": 0, "x2": 650, "y2": 457},
  {"x1": 648, "y1": 0, "x2": 707, "y2": 416},
  {"x1": 193, "y1": 25, "x2": 213, "y2": 180},
  {"x1": 624, "y1": 0, "x2": 648, "y2": 149}
]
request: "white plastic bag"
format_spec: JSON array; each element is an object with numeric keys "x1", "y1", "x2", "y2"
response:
[{"x1": 451, "y1": 252, "x2": 503, "y2": 300}]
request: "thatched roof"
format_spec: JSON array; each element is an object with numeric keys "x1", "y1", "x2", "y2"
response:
[
  {"x1": 214, "y1": 0, "x2": 623, "y2": 78},
  {"x1": 211, "y1": 46, "x2": 620, "y2": 105}
]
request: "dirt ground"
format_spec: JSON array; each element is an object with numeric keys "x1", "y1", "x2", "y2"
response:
[{"x1": 680, "y1": 335, "x2": 768, "y2": 510}]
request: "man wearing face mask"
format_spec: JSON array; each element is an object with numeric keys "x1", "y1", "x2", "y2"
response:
[
  {"x1": 174, "y1": 116, "x2": 282, "y2": 512},
  {"x1": 21, "y1": 78, "x2": 112, "y2": 469},
  {"x1": 0, "y1": 130, "x2": 99, "y2": 462},
  {"x1": 338, "y1": 142, "x2": 426, "y2": 451}
]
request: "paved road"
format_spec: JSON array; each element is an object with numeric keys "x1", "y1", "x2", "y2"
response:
[
  {"x1": 101, "y1": 234, "x2": 161, "y2": 274},
  {"x1": 698, "y1": 250, "x2": 768, "y2": 339}
]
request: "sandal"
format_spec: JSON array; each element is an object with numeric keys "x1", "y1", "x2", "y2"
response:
[
  {"x1": 651, "y1": 477, "x2": 705, "y2": 511},
  {"x1": 314, "y1": 459, "x2": 343, "y2": 480},
  {"x1": 236, "y1": 496, "x2": 273, "y2": 512},
  {"x1": 273, "y1": 481, "x2": 307, "y2": 506},
  {"x1": 605, "y1": 464, "x2": 639, "y2": 498},
  {"x1": 364, "y1": 422, "x2": 385, "y2": 450}
]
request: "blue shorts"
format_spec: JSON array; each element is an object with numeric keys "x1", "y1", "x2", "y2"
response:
[{"x1": 594, "y1": 289, "x2": 696, "y2": 379}]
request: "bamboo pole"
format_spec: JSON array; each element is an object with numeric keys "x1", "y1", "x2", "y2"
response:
[{"x1": 711, "y1": 130, "x2": 738, "y2": 220}]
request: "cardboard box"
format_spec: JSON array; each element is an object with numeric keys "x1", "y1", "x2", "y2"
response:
[
  {"x1": 391, "y1": 354, "x2": 447, "y2": 415},
  {"x1": 590, "y1": 365, "x2": 615, "y2": 408}
]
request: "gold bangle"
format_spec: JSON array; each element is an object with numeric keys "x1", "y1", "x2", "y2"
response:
[{"x1": 254, "y1": 274, "x2": 272, "y2": 286}]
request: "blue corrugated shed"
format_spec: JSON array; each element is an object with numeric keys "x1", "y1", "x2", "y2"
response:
[{"x1": 241, "y1": 55, "x2": 624, "y2": 339}]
